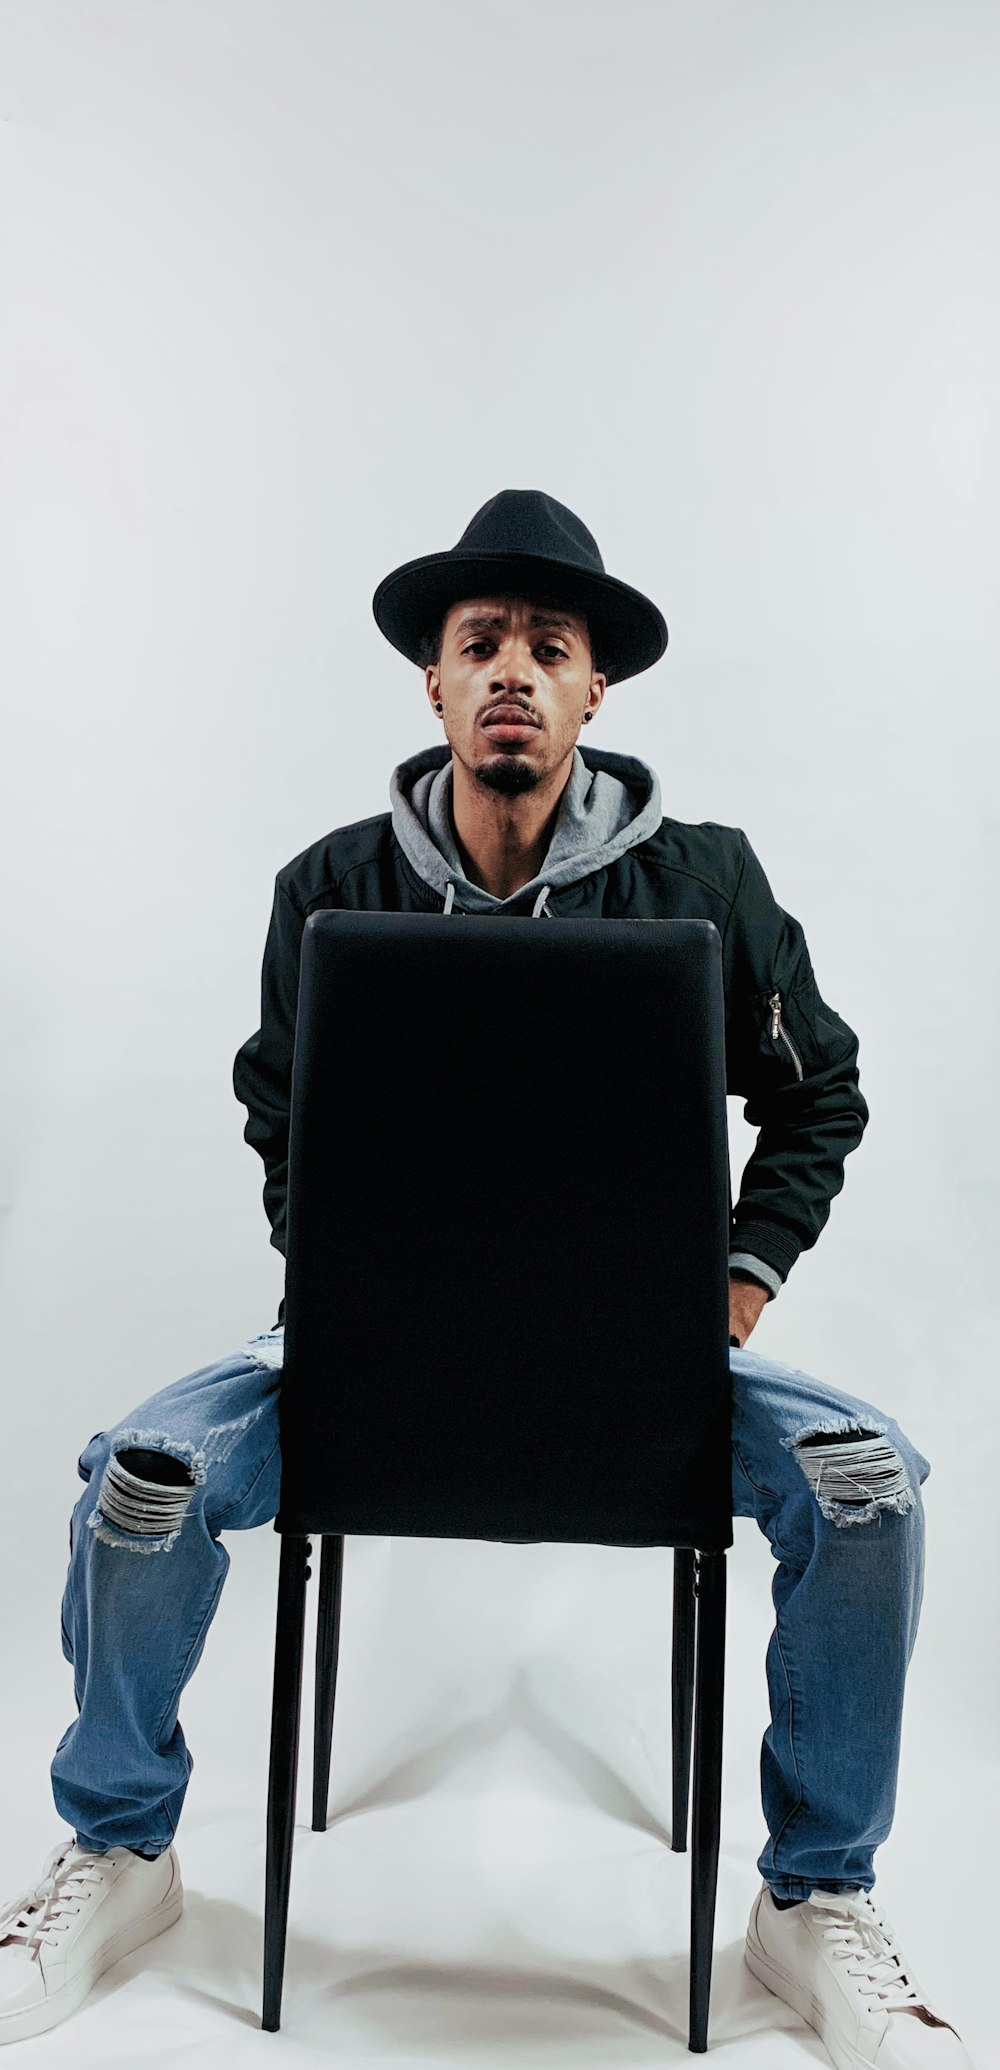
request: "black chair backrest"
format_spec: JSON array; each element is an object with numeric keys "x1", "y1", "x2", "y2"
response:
[{"x1": 277, "y1": 913, "x2": 733, "y2": 1551}]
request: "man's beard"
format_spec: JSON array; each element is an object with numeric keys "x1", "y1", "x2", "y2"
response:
[{"x1": 474, "y1": 752, "x2": 542, "y2": 796}]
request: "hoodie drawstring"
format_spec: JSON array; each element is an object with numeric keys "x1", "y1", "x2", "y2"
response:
[{"x1": 442, "y1": 881, "x2": 552, "y2": 918}]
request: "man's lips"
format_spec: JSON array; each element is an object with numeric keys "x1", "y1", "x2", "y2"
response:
[{"x1": 481, "y1": 706, "x2": 540, "y2": 730}]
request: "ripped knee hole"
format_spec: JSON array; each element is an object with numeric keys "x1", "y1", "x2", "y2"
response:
[
  {"x1": 96, "y1": 1444, "x2": 198, "y2": 1538},
  {"x1": 786, "y1": 1425, "x2": 915, "y2": 1528}
]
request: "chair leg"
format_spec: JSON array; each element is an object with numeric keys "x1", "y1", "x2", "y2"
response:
[
  {"x1": 262, "y1": 1535, "x2": 311, "y2": 2034},
  {"x1": 311, "y1": 1534, "x2": 345, "y2": 1832},
  {"x1": 688, "y1": 1550, "x2": 726, "y2": 2055},
  {"x1": 671, "y1": 1547, "x2": 696, "y2": 1852}
]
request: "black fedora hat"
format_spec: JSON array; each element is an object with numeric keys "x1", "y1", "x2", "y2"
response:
[{"x1": 372, "y1": 489, "x2": 668, "y2": 687}]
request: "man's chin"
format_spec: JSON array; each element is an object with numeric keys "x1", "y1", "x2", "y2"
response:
[{"x1": 473, "y1": 750, "x2": 542, "y2": 796}]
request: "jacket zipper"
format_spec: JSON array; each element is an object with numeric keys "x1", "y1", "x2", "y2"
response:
[{"x1": 768, "y1": 991, "x2": 804, "y2": 1080}]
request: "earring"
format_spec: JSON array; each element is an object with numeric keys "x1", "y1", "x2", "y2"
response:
[
  {"x1": 582, "y1": 711, "x2": 592, "y2": 722},
  {"x1": 434, "y1": 701, "x2": 443, "y2": 713}
]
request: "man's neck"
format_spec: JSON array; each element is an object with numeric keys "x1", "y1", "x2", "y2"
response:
[{"x1": 449, "y1": 755, "x2": 571, "y2": 901}]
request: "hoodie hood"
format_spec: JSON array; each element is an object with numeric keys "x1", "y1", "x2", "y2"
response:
[{"x1": 388, "y1": 741, "x2": 662, "y2": 916}]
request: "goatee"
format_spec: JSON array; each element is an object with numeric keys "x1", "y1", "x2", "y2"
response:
[{"x1": 474, "y1": 756, "x2": 542, "y2": 796}]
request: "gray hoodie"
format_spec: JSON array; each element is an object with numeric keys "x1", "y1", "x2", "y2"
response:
[{"x1": 389, "y1": 741, "x2": 662, "y2": 917}]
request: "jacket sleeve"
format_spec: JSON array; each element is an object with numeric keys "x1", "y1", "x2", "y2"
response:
[
  {"x1": 722, "y1": 830, "x2": 870, "y2": 1294},
  {"x1": 232, "y1": 873, "x2": 307, "y2": 1277}
]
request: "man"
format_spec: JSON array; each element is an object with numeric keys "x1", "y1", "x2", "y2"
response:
[{"x1": 0, "y1": 491, "x2": 973, "y2": 2067}]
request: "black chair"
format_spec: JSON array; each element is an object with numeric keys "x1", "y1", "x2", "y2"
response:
[{"x1": 262, "y1": 911, "x2": 734, "y2": 2052}]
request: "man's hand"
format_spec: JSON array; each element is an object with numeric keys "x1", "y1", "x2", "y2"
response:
[{"x1": 728, "y1": 1273, "x2": 769, "y2": 1348}]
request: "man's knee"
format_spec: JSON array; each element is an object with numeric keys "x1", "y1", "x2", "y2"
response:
[{"x1": 784, "y1": 1417, "x2": 928, "y2": 1531}]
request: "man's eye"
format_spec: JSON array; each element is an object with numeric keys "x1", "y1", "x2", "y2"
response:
[
  {"x1": 462, "y1": 641, "x2": 567, "y2": 659},
  {"x1": 463, "y1": 633, "x2": 567, "y2": 658}
]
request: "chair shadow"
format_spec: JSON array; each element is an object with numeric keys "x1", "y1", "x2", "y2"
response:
[
  {"x1": 329, "y1": 1947, "x2": 689, "y2": 2050},
  {"x1": 81, "y1": 1888, "x2": 822, "y2": 2057},
  {"x1": 145, "y1": 1899, "x2": 817, "y2": 2056},
  {"x1": 131, "y1": 1896, "x2": 698, "y2": 2051},
  {"x1": 322, "y1": 1660, "x2": 671, "y2": 1844}
]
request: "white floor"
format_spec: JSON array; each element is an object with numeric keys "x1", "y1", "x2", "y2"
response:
[{"x1": 4, "y1": 1518, "x2": 997, "y2": 2069}]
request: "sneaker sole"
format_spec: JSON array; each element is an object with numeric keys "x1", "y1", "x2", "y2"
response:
[
  {"x1": 744, "y1": 1912, "x2": 870, "y2": 2070},
  {"x1": 0, "y1": 1875, "x2": 184, "y2": 2046}
]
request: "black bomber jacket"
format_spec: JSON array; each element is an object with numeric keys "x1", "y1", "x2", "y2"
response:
[{"x1": 233, "y1": 777, "x2": 869, "y2": 1330}]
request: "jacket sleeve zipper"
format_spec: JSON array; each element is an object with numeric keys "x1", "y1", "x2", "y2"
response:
[{"x1": 768, "y1": 990, "x2": 804, "y2": 1080}]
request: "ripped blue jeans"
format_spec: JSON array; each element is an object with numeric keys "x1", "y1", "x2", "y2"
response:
[{"x1": 53, "y1": 1329, "x2": 930, "y2": 1900}]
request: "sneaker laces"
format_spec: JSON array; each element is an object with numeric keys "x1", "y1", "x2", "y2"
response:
[
  {"x1": 0, "y1": 1840, "x2": 106, "y2": 1959},
  {"x1": 808, "y1": 1889, "x2": 927, "y2": 2012}
]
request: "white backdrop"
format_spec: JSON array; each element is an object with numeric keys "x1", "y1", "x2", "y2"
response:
[{"x1": 1, "y1": 3, "x2": 998, "y2": 2065}]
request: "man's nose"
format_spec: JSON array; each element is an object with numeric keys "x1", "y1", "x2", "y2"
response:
[{"x1": 490, "y1": 637, "x2": 536, "y2": 690}]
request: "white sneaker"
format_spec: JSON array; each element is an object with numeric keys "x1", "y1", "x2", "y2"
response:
[
  {"x1": 0, "y1": 1835, "x2": 183, "y2": 2045},
  {"x1": 745, "y1": 1885, "x2": 976, "y2": 2069}
]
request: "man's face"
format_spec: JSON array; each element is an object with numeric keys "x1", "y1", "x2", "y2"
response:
[{"x1": 426, "y1": 594, "x2": 606, "y2": 796}]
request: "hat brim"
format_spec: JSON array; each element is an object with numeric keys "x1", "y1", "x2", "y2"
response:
[{"x1": 372, "y1": 549, "x2": 668, "y2": 687}]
